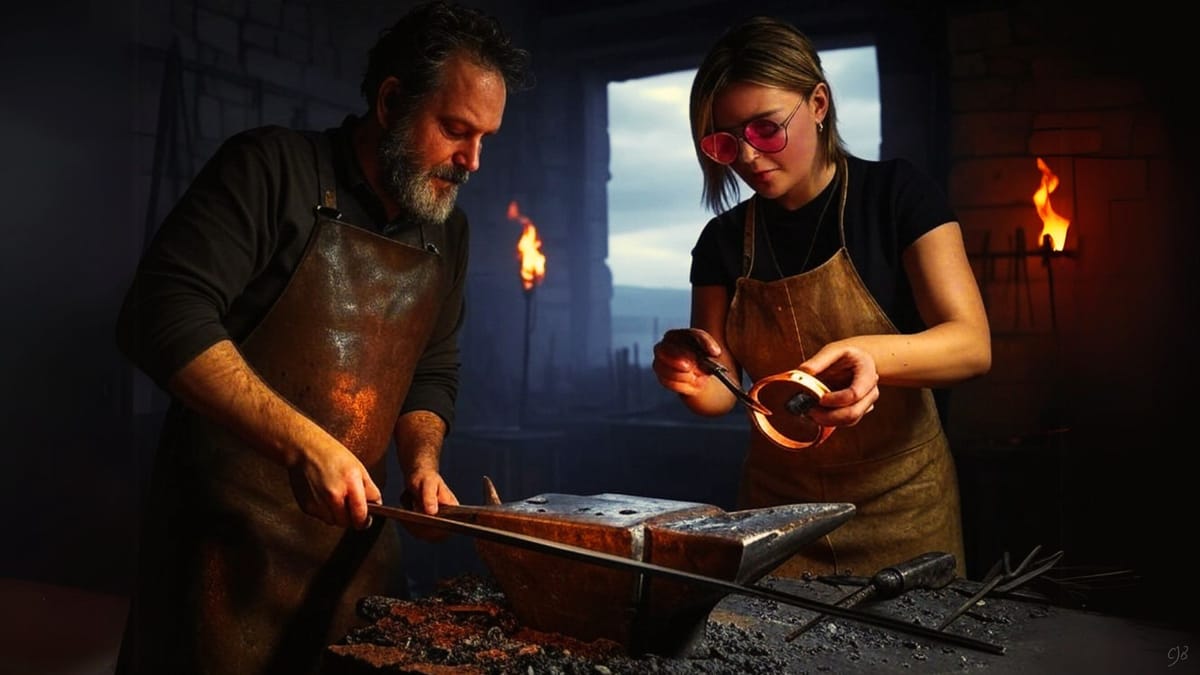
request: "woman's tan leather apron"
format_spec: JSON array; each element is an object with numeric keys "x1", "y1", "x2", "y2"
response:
[
  {"x1": 121, "y1": 136, "x2": 446, "y2": 675},
  {"x1": 726, "y1": 161, "x2": 965, "y2": 578}
]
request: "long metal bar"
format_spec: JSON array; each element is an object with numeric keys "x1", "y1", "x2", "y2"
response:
[
  {"x1": 368, "y1": 503, "x2": 1004, "y2": 655},
  {"x1": 519, "y1": 289, "x2": 532, "y2": 427},
  {"x1": 784, "y1": 584, "x2": 873, "y2": 641}
]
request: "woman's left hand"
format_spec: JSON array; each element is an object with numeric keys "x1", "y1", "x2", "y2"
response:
[{"x1": 798, "y1": 343, "x2": 880, "y2": 427}]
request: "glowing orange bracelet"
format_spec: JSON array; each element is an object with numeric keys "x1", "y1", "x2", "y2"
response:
[{"x1": 746, "y1": 369, "x2": 834, "y2": 450}]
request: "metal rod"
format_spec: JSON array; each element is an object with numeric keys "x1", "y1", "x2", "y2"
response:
[
  {"x1": 1041, "y1": 234, "x2": 1058, "y2": 332},
  {"x1": 784, "y1": 584, "x2": 870, "y2": 641},
  {"x1": 519, "y1": 288, "x2": 532, "y2": 427},
  {"x1": 367, "y1": 503, "x2": 1005, "y2": 655}
]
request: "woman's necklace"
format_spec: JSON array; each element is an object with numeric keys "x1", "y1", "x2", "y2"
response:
[
  {"x1": 761, "y1": 171, "x2": 838, "y2": 280},
  {"x1": 758, "y1": 163, "x2": 843, "y2": 362}
]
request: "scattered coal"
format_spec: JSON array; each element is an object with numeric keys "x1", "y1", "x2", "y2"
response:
[
  {"x1": 327, "y1": 575, "x2": 771, "y2": 673},
  {"x1": 325, "y1": 574, "x2": 1044, "y2": 674}
]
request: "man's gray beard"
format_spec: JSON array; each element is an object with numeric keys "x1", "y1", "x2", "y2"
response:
[{"x1": 377, "y1": 122, "x2": 469, "y2": 228}]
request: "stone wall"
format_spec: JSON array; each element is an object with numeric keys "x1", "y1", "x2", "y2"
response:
[{"x1": 941, "y1": 3, "x2": 1196, "y2": 623}]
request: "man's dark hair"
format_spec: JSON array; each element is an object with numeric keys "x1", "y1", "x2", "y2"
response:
[{"x1": 361, "y1": 1, "x2": 532, "y2": 116}]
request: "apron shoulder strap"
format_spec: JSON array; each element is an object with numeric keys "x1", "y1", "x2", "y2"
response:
[
  {"x1": 835, "y1": 156, "x2": 849, "y2": 247},
  {"x1": 309, "y1": 131, "x2": 341, "y2": 217},
  {"x1": 742, "y1": 198, "x2": 756, "y2": 277}
]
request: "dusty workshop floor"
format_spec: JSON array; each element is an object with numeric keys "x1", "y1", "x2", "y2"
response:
[{"x1": 326, "y1": 574, "x2": 1199, "y2": 675}]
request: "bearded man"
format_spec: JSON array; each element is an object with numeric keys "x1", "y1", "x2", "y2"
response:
[{"x1": 113, "y1": 3, "x2": 530, "y2": 673}]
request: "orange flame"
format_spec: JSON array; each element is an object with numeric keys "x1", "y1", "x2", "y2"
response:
[
  {"x1": 508, "y1": 200, "x2": 546, "y2": 291},
  {"x1": 1033, "y1": 157, "x2": 1071, "y2": 251}
]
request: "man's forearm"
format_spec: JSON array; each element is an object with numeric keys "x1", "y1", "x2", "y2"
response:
[
  {"x1": 167, "y1": 339, "x2": 334, "y2": 467},
  {"x1": 393, "y1": 410, "x2": 447, "y2": 475}
]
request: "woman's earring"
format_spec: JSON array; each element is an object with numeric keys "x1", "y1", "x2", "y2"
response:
[{"x1": 818, "y1": 121, "x2": 824, "y2": 133}]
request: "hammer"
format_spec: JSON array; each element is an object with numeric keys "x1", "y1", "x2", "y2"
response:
[{"x1": 784, "y1": 551, "x2": 958, "y2": 641}]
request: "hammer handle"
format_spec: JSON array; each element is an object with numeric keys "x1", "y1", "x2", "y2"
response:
[
  {"x1": 872, "y1": 550, "x2": 958, "y2": 598},
  {"x1": 784, "y1": 551, "x2": 957, "y2": 642}
]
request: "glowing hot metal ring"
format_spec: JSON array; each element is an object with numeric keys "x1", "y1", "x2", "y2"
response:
[{"x1": 747, "y1": 369, "x2": 834, "y2": 450}]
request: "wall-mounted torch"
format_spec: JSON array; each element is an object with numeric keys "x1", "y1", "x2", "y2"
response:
[
  {"x1": 509, "y1": 200, "x2": 546, "y2": 427},
  {"x1": 1032, "y1": 157, "x2": 1072, "y2": 331}
]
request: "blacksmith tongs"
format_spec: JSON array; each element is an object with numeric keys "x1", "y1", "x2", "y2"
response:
[{"x1": 684, "y1": 335, "x2": 772, "y2": 416}]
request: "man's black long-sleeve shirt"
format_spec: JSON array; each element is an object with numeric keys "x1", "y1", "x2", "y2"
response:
[{"x1": 116, "y1": 115, "x2": 466, "y2": 429}]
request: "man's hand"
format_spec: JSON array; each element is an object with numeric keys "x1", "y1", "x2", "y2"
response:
[
  {"x1": 167, "y1": 340, "x2": 383, "y2": 530},
  {"x1": 394, "y1": 410, "x2": 458, "y2": 542},
  {"x1": 398, "y1": 469, "x2": 459, "y2": 542},
  {"x1": 286, "y1": 445, "x2": 382, "y2": 530},
  {"x1": 406, "y1": 466, "x2": 460, "y2": 515}
]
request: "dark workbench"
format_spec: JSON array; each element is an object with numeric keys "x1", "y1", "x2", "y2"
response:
[
  {"x1": 327, "y1": 574, "x2": 1198, "y2": 674},
  {"x1": 711, "y1": 575, "x2": 1196, "y2": 674}
]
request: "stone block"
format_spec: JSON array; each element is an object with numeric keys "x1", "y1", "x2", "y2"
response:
[
  {"x1": 947, "y1": 9, "x2": 1012, "y2": 53},
  {"x1": 952, "y1": 111, "x2": 1032, "y2": 156},
  {"x1": 982, "y1": 46, "x2": 1035, "y2": 78},
  {"x1": 241, "y1": 21, "x2": 276, "y2": 53},
  {"x1": 949, "y1": 157, "x2": 1052, "y2": 207},
  {"x1": 1033, "y1": 77, "x2": 1145, "y2": 110},
  {"x1": 260, "y1": 92, "x2": 297, "y2": 127},
  {"x1": 282, "y1": 2, "x2": 311, "y2": 38},
  {"x1": 244, "y1": 45, "x2": 303, "y2": 90},
  {"x1": 1131, "y1": 111, "x2": 1168, "y2": 156},
  {"x1": 1028, "y1": 128, "x2": 1102, "y2": 156},
  {"x1": 1075, "y1": 158, "x2": 1147, "y2": 202},
  {"x1": 195, "y1": 8, "x2": 238, "y2": 57},
  {"x1": 221, "y1": 102, "x2": 248, "y2": 139},
  {"x1": 950, "y1": 51, "x2": 987, "y2": 79},
  {"x1": 196, "y1": 93, "x2": 221, "y2": 140},
  {"x1": 246, "y1": 0, "x2": 280, "y2": 25},
  {"x1": 300, "y1": 65, "x2": 359, "y2": 106},
  {"x1": 951, "y1": 78, "x2": 1032, "y2": 113},
  {"x1": 277, "y1": 31, "x2": 310, "y2": 63}
]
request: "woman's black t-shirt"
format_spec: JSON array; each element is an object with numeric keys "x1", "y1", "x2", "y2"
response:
[{"x1": 689, "y1": 155, "x2": 957, "y2": 335}]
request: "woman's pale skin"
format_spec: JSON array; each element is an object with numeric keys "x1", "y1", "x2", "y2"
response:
[{"x1": 652, "y1": 81, "x2": 991, "y2": 429}]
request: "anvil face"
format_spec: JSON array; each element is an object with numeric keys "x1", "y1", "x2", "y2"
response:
[{"x1": 450, "y1": 492, "x2": 855, "y2": 655}]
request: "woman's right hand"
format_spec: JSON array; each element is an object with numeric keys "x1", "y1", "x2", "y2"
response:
[{"x1": 651, "y1": 328, "x2": 722, "y2": 396}]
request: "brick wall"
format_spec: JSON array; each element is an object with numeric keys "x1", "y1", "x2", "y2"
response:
[
  {"x1": 945, "y1": 5, "x2": 1172, "y2": 439},
  {"x1": 941, "y1": 3, "x2": 1196, "y2": 623}
]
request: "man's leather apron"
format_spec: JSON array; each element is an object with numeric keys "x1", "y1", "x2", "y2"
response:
[
  {"x1": 725, "y1": 161, "x2": 966, "y2": 578},
  {"x1": 121, "y1": 136, "x2": 446, "y2": 675}
]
